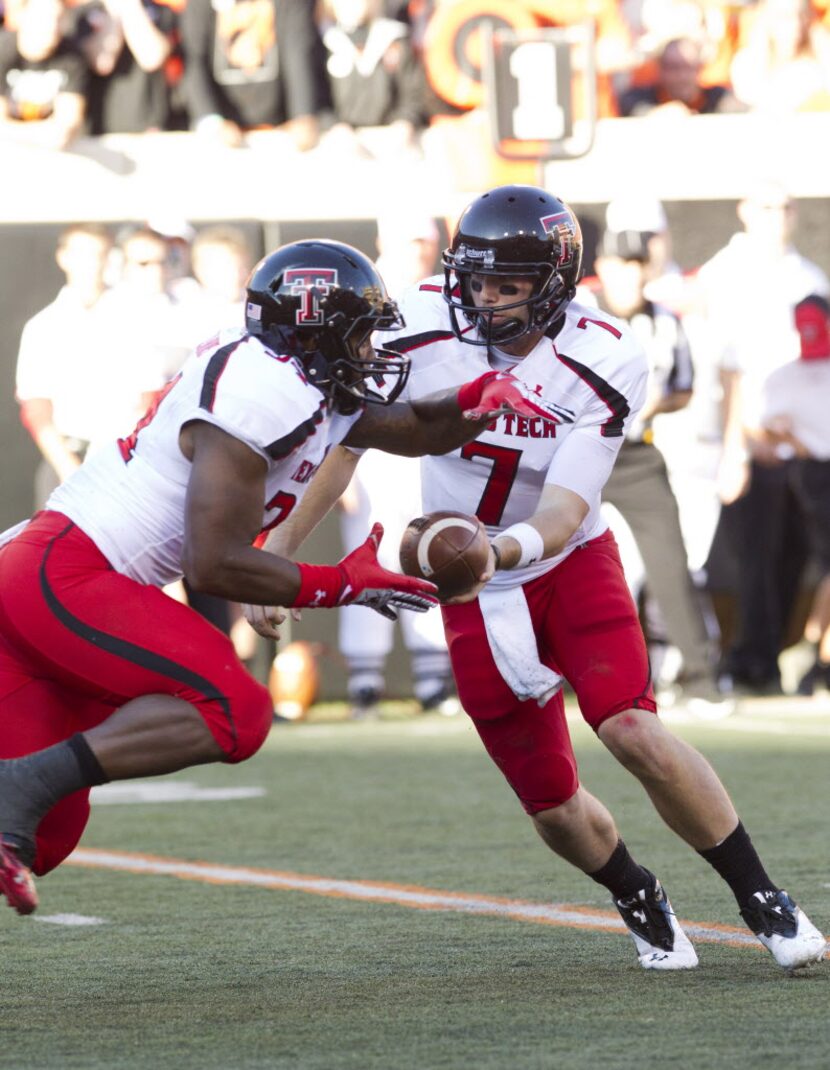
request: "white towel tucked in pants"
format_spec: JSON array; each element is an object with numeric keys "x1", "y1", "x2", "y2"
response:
[{"x1": 478, "y1": 585, "x2": 562, "y2": 707}]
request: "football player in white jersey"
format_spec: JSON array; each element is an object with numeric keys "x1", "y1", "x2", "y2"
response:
[
  {"x1": 252, "y1": 191, "x2": 826, "y2": 972},
  {"x1": 0, "y1": 238, "x2": 540, "y2": 917}
]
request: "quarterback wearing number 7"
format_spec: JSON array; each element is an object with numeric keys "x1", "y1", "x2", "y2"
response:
[{"x1": 254, "y1": 186, "x2": 825, "y2": 973}]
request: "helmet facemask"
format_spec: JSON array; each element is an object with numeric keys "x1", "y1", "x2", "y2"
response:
[
  {"x1": 444, "y1": 257, "x2": 569, "y2": 347},
  {"x1": 309, "y1": 302, "x2": 410, "y2": 414}
]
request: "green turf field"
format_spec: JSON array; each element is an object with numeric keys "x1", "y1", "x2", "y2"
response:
[{"x1": 3, "y1": 702, "x2": 828, "y2": 1070}]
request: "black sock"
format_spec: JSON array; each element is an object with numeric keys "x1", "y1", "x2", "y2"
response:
[
  {"x1": 0, "y1": 733, "x2": 108, "y2": 866},
  {"x1": 697, "y1": 822, "x2": 778, "y2": 906},
  {"x1": 587, "y1": 839, "x2": 653, "y2": 900}
]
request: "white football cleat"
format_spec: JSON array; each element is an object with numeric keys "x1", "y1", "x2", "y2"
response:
[
  {"x1": 741, "y1": 890, "x2": 827, "y2": 970},
  {"x1": 614, "y1": 877, "x2": 699, "y2": 970}
]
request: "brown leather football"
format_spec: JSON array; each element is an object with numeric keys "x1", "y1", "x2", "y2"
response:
[
  {"x1": 268, "y1": 640, "x2": 320, "y2": 721},
  {"x1": 399, "y1": 511, "x2": 490, "y2": 601}
]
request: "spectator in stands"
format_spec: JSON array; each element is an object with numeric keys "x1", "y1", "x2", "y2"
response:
[
  {"x1": 382, "y1": 0, "x2": 430, "y2": 51},
  {"x1": 179, "y1": 0, "x2": 328, "y2": 150},
  {"x1": 760, "y1": 295, "x2": 830, "y2": 695},
  {"x1": 604, "y1": 193, "x2": 689, "y2": 312},
  {"x1": 0, "y1": 0, "x2": 89, "y2": 149},
  {"x1": 622, "y1": 0, "x2": 742, "y2": 93},
  {"x1": 15, "y1": 223, "x2": 164, "y2": 507},
  {"x1": 695, "y1": 180, "x2": 830, "y2": 695},
  {"x1": 730, "y1": 0, "x2": 830, "y2": 113},
  {"x1": 71, "y1": 0, "x2": 177, "y2": 134},
  {"x1": 317, "y1": 0, "x2": 431, "y2": 160},
  {"x1": 619, "y1": 36, "x2": 744, "y2": 116},
  {"x1": 147, "y1": 213, "x2": 195, "y2": 293},
  {"x1": 603, "y1": 194, "x2": 723, "y2": 590},
  {"x1": 338, "y1": 205, "x2": 457, "y2": 718},
  {"x1": 583, "y1": 228, "x2": 729, "y2": 716},
  {"x1": 374, "y1": 205, "x2": 439, "y2": 297},
  {"x1": 180, "y1": 223, "x2": 254, "y2": 334},
  {"x1": 106, "y1": 223, "x2": 194, "y2": 382}
]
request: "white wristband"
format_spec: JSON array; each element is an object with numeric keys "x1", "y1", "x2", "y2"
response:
[{"x1": 500, "y1": 522, "x2": 545, "y2": 569}]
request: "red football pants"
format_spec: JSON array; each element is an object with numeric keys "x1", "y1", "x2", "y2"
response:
[
  {"x1": 441, "y1": 529, "x2": 656, "y2": 814},
  {"x1": 0, "y1": 511, "x2": 273, "y2": 875}
]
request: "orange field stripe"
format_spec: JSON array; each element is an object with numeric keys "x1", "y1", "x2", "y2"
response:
[{"x1": 66, "y1": 848, "x2": 759, "y2": 950}]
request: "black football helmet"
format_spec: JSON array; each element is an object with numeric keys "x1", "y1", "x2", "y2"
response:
[
  {"x1": 442, "y1": 185, "x2": 583, "y2": 346},
  {"x1": 245, "y1": 239, "x2": 409, "y2": 413}
]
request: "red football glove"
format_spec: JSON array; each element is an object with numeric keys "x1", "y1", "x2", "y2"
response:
[
  {"x1": 457, "y1": 370, "x2": 563, "y2": 422},
  {"x1": 294, "y1": 523, "x2": 438, "y2": 620}
]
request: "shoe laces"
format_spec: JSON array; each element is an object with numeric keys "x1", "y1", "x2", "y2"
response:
[
  {"x1": 617, "y1": 882, "x2": 675, "y2": 951},
  {"x1": 740, "y1": 890, "x2": 798, "y2": 939}
]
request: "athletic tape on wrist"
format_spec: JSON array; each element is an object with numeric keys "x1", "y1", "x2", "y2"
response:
[{"x1": 500, "y1": 522, "x2": 545, "y2": 569}]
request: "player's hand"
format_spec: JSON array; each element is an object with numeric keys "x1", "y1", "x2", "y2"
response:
[
  {"x1": 242, "y1": 603, "x2": 301, "y2": 640},
  {"x1": 441, "y1": 543, "x2": 498, "y2": 605},
  {"x1": 337, "y1": 522, "x2": 438, "y2": 620},
  {"x1": 458, "y1": 371, "x2": 564, "y2": 422}
]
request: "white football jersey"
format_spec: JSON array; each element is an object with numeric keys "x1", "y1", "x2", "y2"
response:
[
  {"x1": 382, "y1": 278, "x2": 648, "y2": 588},
  {"x1": 48, "y1": 329, "x2": 361, "y2": 586}
]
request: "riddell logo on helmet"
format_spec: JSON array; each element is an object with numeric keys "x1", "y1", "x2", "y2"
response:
[
  {"x1": 456, "y1": 244, "x2": 495, "y2": 268},
  {"x1": 285, "y1": 268, "x2": 338, "y2": 325}
]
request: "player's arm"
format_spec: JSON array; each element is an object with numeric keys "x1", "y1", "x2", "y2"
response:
[
  {"x1": 490, "y1": 484, "x2": 590, "y2": 571},
  {"x1": 258, "y1": 445, "x2": 360, "y2": 560},
  {"x1": 343, "y1": 391, "x2": 470, "y2": 455},
  {"x1": 243, "y1": 446, "x2": 360, "y2": 638},
  {"x1": 180, "y1": 420, "x2": 305, "y2": 603},
  {"x1": 447, "y1": 417, "x2": 625, "y2": 605},
  {"x1": 441, "y1": 483, "x2": 589, "y2": 606},
  {"x1": 343, "y1": 371, "x2": 543, "y2": 456},
  {"x1": 181, "y1": 422, "x2": 436, "y2": 617}
]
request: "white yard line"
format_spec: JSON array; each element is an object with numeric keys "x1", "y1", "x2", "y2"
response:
[{"x1": 66, "y1": 848, "x2": 760, "y2": 950}]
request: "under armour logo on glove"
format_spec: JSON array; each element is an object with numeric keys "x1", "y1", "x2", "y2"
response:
[
  {"x1": 336, "y1": 523, "x2": 438, "y2": 620},
  {"x1": 294, "y1": 523, "x2": 438, "y2": 618},
  {"x1": 457, "y1": 370, "x2": 568, "y2": 422}
]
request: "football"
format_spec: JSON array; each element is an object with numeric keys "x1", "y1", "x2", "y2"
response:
[
  {"x1": 399, "y1": 510, "x2": 491, "y2": 601},
  {"x1": 268, "y1": 640, "x2": 320, "y2": 721}
]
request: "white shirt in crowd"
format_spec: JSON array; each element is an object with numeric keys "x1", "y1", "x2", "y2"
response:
[
  {"x1": 15, "y1": 286, "x2": 168, "y2": 451},
  {"x1": 761, "y1": 358, "x2": 830, "y2": 461},
  {"x1": 695, "y1": 232, "x2": 830, "y2": 426}
]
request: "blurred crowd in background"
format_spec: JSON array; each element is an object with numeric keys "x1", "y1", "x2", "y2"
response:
[
  {"x1": 2, "y1": 0, "x2": 830, "y2": 152},
  {"x1": 4, "y1": 0, "x2": 830, "y2": 719}
]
